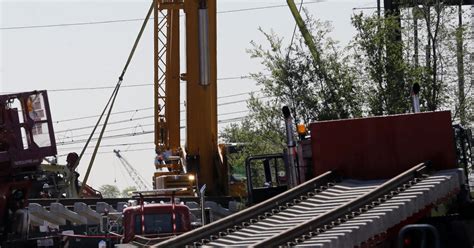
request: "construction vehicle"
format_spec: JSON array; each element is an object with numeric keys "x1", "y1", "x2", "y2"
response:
[
  {"x1": 0, "y1": 90, "x2": 56, "y2": 235},
  {"x1": 151, "y1": 0, "x2": 233, "y2": 197}
]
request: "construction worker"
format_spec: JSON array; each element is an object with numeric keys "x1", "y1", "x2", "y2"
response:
[{"x1": 66, "y1": 152, "x2": 81, "y2": 195}]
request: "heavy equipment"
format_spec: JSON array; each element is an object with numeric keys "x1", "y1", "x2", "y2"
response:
[
  {"x1": 151, "y1": 0, "x2": 227, "y2": 197},
  {"x1": 0, "y1": 90, "x2": 57, "y2": 236}
]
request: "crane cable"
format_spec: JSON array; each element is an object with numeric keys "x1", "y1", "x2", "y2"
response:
[{"x1": 77, "y1": 1, "x2": 155, "y2": 196}]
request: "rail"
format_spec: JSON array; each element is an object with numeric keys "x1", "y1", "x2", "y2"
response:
[
  {"x1": 154, "y1": 171, "x2": 339, "y2": 247},
  {"x1": 253, "y1": 162, "x2": 429, "y2": 247}
]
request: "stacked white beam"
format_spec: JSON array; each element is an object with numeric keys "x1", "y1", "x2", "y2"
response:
[
  {"x1": 117, "y1": 201, "x2": 128, "y2": 212},
  {"x1": 296, "y1": 169, "x2": 463, "y2": 248},
  {"x1": 96, "y1": 202, "x2": 117, "y2": 214},
  {"x1": 28, "y1": 202, "x2": 128, "y2": 227},
  {"x1": 50, "y1": 203, "x2": 87, "y2": 225},
  {"x1": 73, "y1": 202, "x2": 101, "y2": 224},
  {"x1": 28, "y1": 203, "x2": 66, "y2": 226}
]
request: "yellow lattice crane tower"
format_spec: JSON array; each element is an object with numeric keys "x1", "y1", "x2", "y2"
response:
[{"x1": 153, "y1": 0, "x2": 225, "y2": 196}]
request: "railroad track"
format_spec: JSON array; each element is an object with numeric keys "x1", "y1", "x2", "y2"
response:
[
  {"x1": 206, "y1": 180, "x2": 381, "y2": 247},
  {"x1": 155, "y1": 163, "x2": 463, "y2": 247},
  {"x1": 261, "y1": 169, "x2": 463, "y2": 247}
]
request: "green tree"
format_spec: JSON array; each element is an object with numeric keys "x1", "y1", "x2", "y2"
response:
[
  {"x1": 249, "y1": 19, "x2": 362, "y2": 124},
  {"x1": 121, "y1": 186, "x2": 137, "y2": 198},
  {"x1": 221, "y1": 14, "x2": 363, "y2": 172},
  {"x1": 98, "y1": 184, "x2": 120, "y2": 198},
  {"x1": 402, "y1": 3, "x2": 473, "y2": 126},
  {"x1": 352, "y1": 5, "x2": 473, "y2": 126},
  {"x1": 351, "y1": 12, "x2": 415, "y2": 115},
  {"x1": 222, "y1": 4, "x2": 474, "y2": 174}
]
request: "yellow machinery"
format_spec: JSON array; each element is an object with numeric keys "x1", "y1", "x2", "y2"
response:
[{"x1": 153, "y1": 0, "x2": 226, "y2": 196}]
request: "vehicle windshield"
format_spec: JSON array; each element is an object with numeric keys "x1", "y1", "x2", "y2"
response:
[{"x1": 134, "y1": 213, "x2": 183, "y2": 234}]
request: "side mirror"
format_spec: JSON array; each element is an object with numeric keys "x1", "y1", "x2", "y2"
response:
[{"x1": 398, "y1": 224, "x2": 440, "y2": 248}]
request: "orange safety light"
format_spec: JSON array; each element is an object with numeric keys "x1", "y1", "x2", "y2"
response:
[{"x1": 297, "y1": 123, "x2": 306, "y2": 135}]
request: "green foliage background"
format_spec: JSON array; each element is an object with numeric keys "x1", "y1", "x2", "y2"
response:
[{"x1": 221, "y1": 6, "x2": 473, "y2": 177}]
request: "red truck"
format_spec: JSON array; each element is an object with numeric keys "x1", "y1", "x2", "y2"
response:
[{"x1": 121, "y1": 203, "x2": 192, "y2": 243}]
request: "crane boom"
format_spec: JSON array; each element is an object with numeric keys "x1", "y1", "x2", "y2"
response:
[
  {"x1": 153, "y1": 0, "x2": 222, "y2": 195},
  {"x1": 113, "y1": 149, "x2": 151, "y2": 191},
  {"x1": 286, "y1": 0, "x2": 322, "y2": 64},
  {"x1": 154, "y1": 0, "x2": 181, "y2": 154}
]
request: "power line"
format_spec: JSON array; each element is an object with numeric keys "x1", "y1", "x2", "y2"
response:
[
  {"x1": 48, "y1": 83, "x2": 152, "y2": 92},
  {"x1": 59, "y1": 141, "x2": 154, "y2": 151},
  {"x1": 217, "y1": 2, "x2": 322, "y2": 14},
  {"x1": 57, "y1": 116, "x2": 248, "y2": 152},
  {"x1": 54, "y1": 98, "x2": 258, "y2": 133},
  {"x1": 288, "y1": 0, "x2": 304, "y2": 58},
  {"x1": 56, "y1": 115, "x2": 154, "y2": 134},
  {"x1": 218, "y1": 96, "x2": 270, "y2": 106},
  {"x1": 3, "y1": 76, "x2": 253, "y2": 94},
  {"x1": 1, "y1": 1, "x2": 324, "y2": 31},
  {"x1": 56, "y1": 114, "x2": 240, "y2": 152},
  {"x1": 56, "y1": 115, "x2": 247, "y2": 146},
  {"x1": 55, "y1": 107, "x2": 153, "y2": 124},
  {"x1": 1, "y1": 18, "x2": 146, "y2": 30},
  {"x1": 56, "y1": 109, "x2": 249, "y2": 141},
  {"x1": 57, "y1": 147, "x2": 155, "y2": 157},
  {"x1": 56, "y1": 123, "x2": 154, "y2": 143},
  {"x1": 54, "y1": 91, "x2": 257, "y2": 124},
  {"x1": 45, "y1": 76, "x2": 253, "y2": 93},
  {"x1": 57, "y1": 130, "x2": 155, "y2": 146},
  {"x1": 55, "y1": 115, "x2": 249, "y2": 154}
]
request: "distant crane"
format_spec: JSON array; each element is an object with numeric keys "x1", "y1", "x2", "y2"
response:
[{"x1": 113, "y1": 149, "x2": 151, "y2": 191}]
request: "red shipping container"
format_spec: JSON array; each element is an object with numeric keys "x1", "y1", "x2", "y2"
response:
[{"x1": 310, "y1": 111, "x2": 456, "y2": 180}]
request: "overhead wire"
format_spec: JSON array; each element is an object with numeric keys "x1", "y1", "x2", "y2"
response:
[
  {"x1": 54, "y1": 97, "x2": 264, "y2": 134},
  {"x1": 287, "y1": 0, "x2": 305, "y2": 58},
  {"x1": 44, "y1": 75, "x2": 254, "y2": 93},
  {"x1": 57, "y1": 147, "x2": 156, "y2": 157},
  {"x1": 55, "y1": 114, "x2": 249, "y2": 156},
  {"x1": 55, "y1": 107, "x2": 153, "y2": 124},
  {"x1": 59, "y1": 141, "x2": 155, "y2": 151},
  {"x1": 56, "y1": 109, "x2": 249, "y2": 142},
  {"x1": 56, "y1": 115, "x2": 154, "y2": 134},
  {"x1": 56, "y1": 115, "x2": 248, "y2": 147},
  {"x1": 1, "y1": 1, "x2": 325, "y2": 31},
  {"x1": 54, "y1": 91, "x2": 258, "y2": 124}
]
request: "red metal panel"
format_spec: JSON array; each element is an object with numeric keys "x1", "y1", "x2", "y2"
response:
[{"x1": 310, "y1": 111, "x2": 456, "y2": 180}]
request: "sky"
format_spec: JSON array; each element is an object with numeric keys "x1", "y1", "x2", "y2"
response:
[{"x1": 1, "y1": 0, "x2": 375, "y2": 191}]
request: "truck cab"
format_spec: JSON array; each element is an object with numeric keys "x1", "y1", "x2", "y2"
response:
[{"x1": 122, "y1": 203, "x2": 192, "y2": 243}]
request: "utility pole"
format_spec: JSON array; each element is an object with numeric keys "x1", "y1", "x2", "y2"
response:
[
  {"x1": 425, "y1": 6, "x2": 431, "y2": 75},
  {"x1": 413, "y1": 6, "x2": 419, "y2": 67},
  {"x1": 384, "y1": 0, "x2": 404, "y2": 113},
  {"x1": 456, "y1": 1, "x2": 466, "y2": 125},
  {"x1": 377, "y1": 0, "x2": 381, "y2": 17}
]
